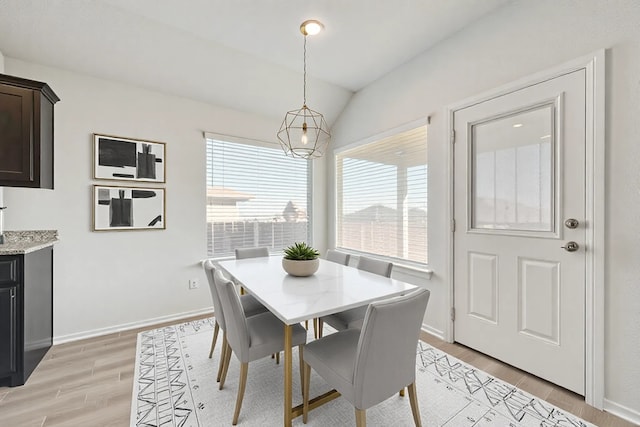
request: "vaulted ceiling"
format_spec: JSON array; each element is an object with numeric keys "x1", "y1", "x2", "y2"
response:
[{"x1": 0, "y1": 0, "x2": 512, "y2": 124}]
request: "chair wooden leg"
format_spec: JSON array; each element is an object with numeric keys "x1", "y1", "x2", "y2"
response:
[
  {"x1": 305, "y1": 320, "x2": 309, "y2": 330},
  {"x1": 219, "y1": 339, "x2": 233, "y2": 390},
  {"x1": 399, "y1": 387, "x2": 405, "y2": 397},
  {"x1": 407, "y1": 382, "x2": 422, "y2": 427},
  {"x1": 317, "y1": 319, "x2": 324, "y2": 338},
  {"x1": 216, "y1": 333, "x2": 227, "y2": 382},
  {"x1": 232, "y1": 362, "x2": 249, "y2": 425},
  {"x1": 355, "y1": 408, "x2": 366, "y2": 427},
  {"x1": 209, "y1": 322, "x2": 219, "y2": 359},
  {"x1": 313, "y1": 318, "x2": 318, "y2": 339},
  {"x1": 302, "y1": 362, "x2": 311, "y2": 424},
  {"x1": 298, "y1": 345, "x2": 304, "y2": 396},
  {"x1": 276, "y1": 352, "x2": 280, "y2": 364}
]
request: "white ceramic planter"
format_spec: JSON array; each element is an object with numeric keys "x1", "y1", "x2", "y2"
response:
[{"x1": 282, "y1": 258, "x2": 319, "y2": 277}]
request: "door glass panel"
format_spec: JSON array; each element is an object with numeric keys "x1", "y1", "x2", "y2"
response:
[{"x1": 471, "y1": 105, "x2": 554, "y2": 232}]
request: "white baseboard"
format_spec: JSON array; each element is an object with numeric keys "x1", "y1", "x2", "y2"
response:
[
  {"x1": 421, "y1": 323, "x2": 445, "y2": 340},
  {"x1": 603, "y1": 399, "x2": 640, "y2": 425},
  {"x1": 53, "y1": 308, "x2": 214, "y2": 345}
]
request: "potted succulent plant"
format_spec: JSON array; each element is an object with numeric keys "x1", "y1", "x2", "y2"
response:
[{"x1": 282, "y1": 242, "x2": 320, "y2": 277}]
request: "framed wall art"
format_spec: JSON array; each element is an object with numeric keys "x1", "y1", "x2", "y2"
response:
[
  {"x1": 93, "y1": 185, "x2": 165, "y2": 231},
  {"x1": 94, "y1": 134, "x2": 166, "y2": 183}
]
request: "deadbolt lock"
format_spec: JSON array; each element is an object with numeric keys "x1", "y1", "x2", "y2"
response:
[
  {"x1": 564, "y1": 218, "x2": 579, "y2": 229},
  {"x1": 561, "y1": 241, "x2": 580, "y2": 252}
]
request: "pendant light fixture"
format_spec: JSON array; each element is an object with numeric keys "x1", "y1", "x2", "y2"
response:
[{"x1": 277, "y1": 20, "x2": 331, "y2": 159}]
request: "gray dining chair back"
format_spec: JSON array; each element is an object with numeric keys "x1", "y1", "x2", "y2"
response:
[
  {"x1": 235, "y1": 247, "x2": 269, "y2": 259},
  {"x1": 303, "y1": 288, "x2": 430, "y2": 426},
  {"x1": 326, "y1": 249, "x2": 351, "y2": 266},
  {"x1": 353, "y1": 288, "x2": 430, "y2": 409},
  {"x1": 204, "y1": 260, "x2": 266, "y2": 333},
  {"x1": 204, "y1": 260, "x2": 227, "y2": 330},
  {"x1": 214, "y1": 270, "x2": 251, "y2": 359},
  {"x1": 357, "y1": 255, "x2": 393, "y2": 278}
]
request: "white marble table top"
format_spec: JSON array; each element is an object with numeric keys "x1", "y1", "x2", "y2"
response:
[{"x1": 217, "y1": 256, "x2": 418, "y2": 325}]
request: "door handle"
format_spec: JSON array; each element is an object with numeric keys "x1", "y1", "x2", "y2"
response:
[{"x1": 561, "y1": 241, "x2": 579, "y2": 252}]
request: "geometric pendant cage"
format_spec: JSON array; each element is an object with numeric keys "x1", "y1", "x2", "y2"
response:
[{"x1": 278, "y1": 104, "x2": 330, "y2": 159}]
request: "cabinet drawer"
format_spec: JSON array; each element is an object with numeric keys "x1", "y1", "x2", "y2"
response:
[{"x1": 0, "y1": 258, "x2": 18, "y2": 284}]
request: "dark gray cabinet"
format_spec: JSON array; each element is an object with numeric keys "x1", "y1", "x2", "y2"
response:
[
  {"x1": 0, "y1": 73, "x2": 60, "y2": 189},
  {"x1": 0, "y1": 247, "x2": 53, "y2": 386},
  {"x1": 0, "y1": 285, "x2": 17, "y2": 377}
]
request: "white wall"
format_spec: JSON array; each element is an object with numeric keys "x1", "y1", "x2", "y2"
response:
[
  {"x1": 330, "y1": 0, "x2": 640, "y2": 420},
  {"x1": 3, "y1": 58, "x2": 328, "y2": 342}
]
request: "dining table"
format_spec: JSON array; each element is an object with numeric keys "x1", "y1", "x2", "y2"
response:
[{"x1": 217, "y1": 255, "x2": 418, "y2": 426}]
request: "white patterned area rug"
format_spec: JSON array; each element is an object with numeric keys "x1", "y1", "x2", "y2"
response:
[{"x1": 130, "y1": 318, "x2": 594, "y2": 427}]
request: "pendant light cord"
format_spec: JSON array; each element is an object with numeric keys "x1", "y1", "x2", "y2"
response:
[
  {"x1": 302, "y1": 35, "x2": 307, "y2": 121},
  {"x1": 303, "y1": 35, "x2": 307, "y2": 106}
]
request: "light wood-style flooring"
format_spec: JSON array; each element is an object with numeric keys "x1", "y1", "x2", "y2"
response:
[{"x1": 0, "y1": 314, "x2": 635, "y2": 427}]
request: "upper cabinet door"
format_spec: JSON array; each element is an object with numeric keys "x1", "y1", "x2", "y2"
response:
[
  {"x1": 0, "y1": 85, "x2": 33, "y2": 185},
  {"x1": 0, "y1": 74, "x2": 59, "y2": 189}
]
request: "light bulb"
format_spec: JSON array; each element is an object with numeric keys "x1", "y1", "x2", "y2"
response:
[{"x1": 301, "y1": 122, "x2": 308, "y2": 145}]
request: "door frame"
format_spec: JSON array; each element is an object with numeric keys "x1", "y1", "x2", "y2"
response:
[{"x1": 445, "y1": 50, "x2": 605, "y2": 408}]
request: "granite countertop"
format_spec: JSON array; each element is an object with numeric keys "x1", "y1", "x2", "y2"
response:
[{"x1": 0, "y1": 230, "x2": 59, "y2": 255}]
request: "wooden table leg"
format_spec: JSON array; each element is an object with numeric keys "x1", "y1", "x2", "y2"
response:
[{"x1": 284, "y1": 324, "x2": 293, "y2": 427}]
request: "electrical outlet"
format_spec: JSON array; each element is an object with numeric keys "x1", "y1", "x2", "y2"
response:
[{"x1": 188, "y1": 279, "x2": 199, "y2": 289}]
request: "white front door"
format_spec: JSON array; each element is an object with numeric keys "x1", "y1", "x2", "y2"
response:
[{"x1": 453, "y1": 69, "x2": 586, "y2": 394}]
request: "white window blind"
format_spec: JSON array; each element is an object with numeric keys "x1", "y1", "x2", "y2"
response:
[
  {"x1": 336, "y1": 126, "x2": 428, "y2": 265},
  {"x1": 206, "y1": 136, "x2": 311, "y2": 257}
]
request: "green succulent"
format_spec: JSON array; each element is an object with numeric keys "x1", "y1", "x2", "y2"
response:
[{"x1": 283, "y1": 242, "x2": 319, "y2": 260}]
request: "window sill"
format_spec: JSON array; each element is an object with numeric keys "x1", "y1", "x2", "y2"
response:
[{"x1": 391, "y1": 263, "x2": 433, "y2": 280}]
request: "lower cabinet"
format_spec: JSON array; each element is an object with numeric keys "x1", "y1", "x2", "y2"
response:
[
  {"x1": 0, "y1": 247, "x2": 53, "y2": 386},
  {"x1": 0, "y1": 285, "x2": 18, "y2": 378}
]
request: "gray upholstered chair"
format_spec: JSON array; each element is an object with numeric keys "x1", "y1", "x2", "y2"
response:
[
  {"x1": 214, "y1": 270, "x2": 307, "y2": 425},
  {"x1": 234, "y1": 246, "x2": 283, "y2": 362},
  {"x1": 325, "y1": 249, "x2": 351, "y2": 266},
  {"x1": 318, "y1": 256, "x2": 393, "y2": 337},
  {"x1": 203, "y1": 261, "x2": 267, "y2": 381},
  {"x1": 303, "y1": 288, "x2": 430, "y2": 427},
  {"x1": 234, "y1": 247, "x2": 269, "y2": 259},
  {"x1": 356, "y1": 255, "x2": 393, "y2": 278}
]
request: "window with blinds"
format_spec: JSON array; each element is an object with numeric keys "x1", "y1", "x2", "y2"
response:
[
  {"x1": 205, "y1": 136, "x2": 311, "y2": 257},
  {"x1": 336, "y1": 125, "x2": 428, "y2": 265}
]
